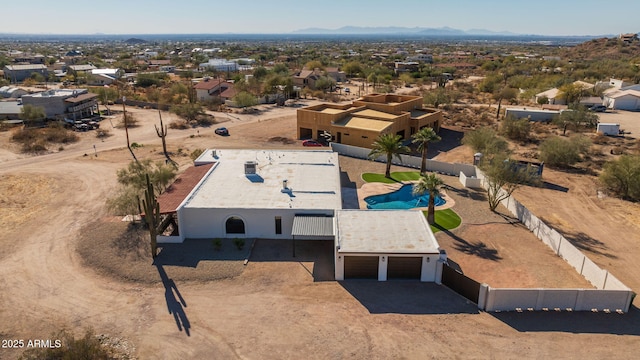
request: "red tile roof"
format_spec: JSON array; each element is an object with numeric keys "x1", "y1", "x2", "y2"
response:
[
  {"x1": 156, "y1": 163, "x2": 214, "y2": 214},
  {"x1": 193, "y1": 78, "x2": 224, "y2": 90},
  {"x1": 219, "y1": 86, "x2": 237, "y2": 99}
]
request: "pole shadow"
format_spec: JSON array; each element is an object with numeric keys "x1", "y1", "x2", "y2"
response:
[
  {"x1": 492, "y1": 305, "x2": 640, "y2": 335},
  {"x1": 155, "y1": 263, "x2": 191, "y2": 336}
]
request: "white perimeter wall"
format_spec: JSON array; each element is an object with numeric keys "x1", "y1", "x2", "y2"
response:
[
  {"x1": 331, "y1": 143, "x2": 477, "y2": 177},
  {"x1": 475, "y1": 169, "x2": 634, "y2": 313},
  {"x1": 180, "y1": 208, "x2": 333, "y2": 239}
]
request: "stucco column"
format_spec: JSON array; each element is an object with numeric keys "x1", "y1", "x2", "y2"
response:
[{"x1": 378, "y1": 255, "x2": 387, "y2": 281}]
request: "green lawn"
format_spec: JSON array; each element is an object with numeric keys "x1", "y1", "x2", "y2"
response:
[
  {"x1": 362, "y1": 171, "x2": 421, "y2": 183},
  {"x1": 426, "y1": 208, "x2": 462, "y2": 233}
]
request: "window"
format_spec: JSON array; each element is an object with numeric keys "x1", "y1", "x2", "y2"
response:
[
  {"x1": 275, "y1": 216, "x2": 282, "y2": 235},
  {"x1": 225, "y1": 216, "x2": 245, "y2": 234}
]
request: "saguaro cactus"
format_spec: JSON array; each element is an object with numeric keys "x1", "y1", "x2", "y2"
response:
[{"x1": 141, "y1": 174, "x2": 160, "y2": 259}]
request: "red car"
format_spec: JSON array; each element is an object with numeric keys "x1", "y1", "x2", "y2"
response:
[{"x1": 302, "y1": 139, "x2": 323, "y2": 147}]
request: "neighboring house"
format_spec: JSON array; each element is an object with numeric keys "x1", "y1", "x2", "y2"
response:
[
  {"x1": 325, "y1": 67, "x2": 347, "y2": 83},
  {"x1": 604, "y1": 89, "x2": 640, "y2": 110},
  {"x1": 505, "y1": 107, "x2": 560, "y2": 122},
  {"x1": 0, "y1": 101, "x2": 22, "y2": 120},
  {"x1": 297, "y1": 93, "x2": 442, "y2": 148},
  {"x1": 394, "y1": 61, "x2": 420, "y2": 74},
  {"x1": 3, "y1": 64, "x2": 48, "y2": 83},
  {"x1": 68, "y1": 64, "x2": 97, "y2": 74},
  {"x1": 293, "y1": 69, "x2": 321, "y2": 89},
  {"x1": 87, "y1": 73, "x2": 116, "y2": 86},
  {"x1": 155, "y1": 148, "x2": 443, "y2": 282},
  {"x1": 535, "y1": 88, "x2": 564, "y2": 105},
  {"x1": 0, "y1": 86, "x2": 28, "y2": 99},
  {"x1": 535, "y1": 80, "x2": 594, "y2": 105},
  {"x1": 199, "y1": 59, "x2": 238, "y2": 72},
  {"x1": 21, "y1": 89, "x2": 98, "y2": 120},
  {"x1": 407, "y1": 53, "x2": 433, "y2": 63},
  {"x1": 91, "y1": 68, "x2": 123, "y2": 78},
  {"x1": 193, "y1": 78, "x2": 234, "y2": 102}
]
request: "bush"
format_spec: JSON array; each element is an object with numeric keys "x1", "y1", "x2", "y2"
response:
[
  {"x1": 96, "y1": 128, "x2": 112, "y2": 138},
  {"x1": 213, "y1": 238, "x2": 222, "y2": 251},
  {"x1": 11, "y1": 124, "x2": 79, "y2": 153},
  {"x1": 600, "y1": 155, "x2": 640, "y2": 201},
  {"x1": 539, "y1": 135, "x2": 591, "y2": 167},
  {"x1": 461, "y1": 127, "x2": 509, "y2": 156},
  {"x1": 501, "y1": 116, "x2": 531, "y2": 142},
  {"x1": 19, "y1": 329, "x2": 113, "y2": 360},
  {"x1": 190, "y1": 148, "x2": 204, "y2": 161},
  {"x1": 233, "y1": 238, "x2": 245, "y2": 250},
  {"x1": 169, "y1": 120, "x2": 189, "y2": 129}
]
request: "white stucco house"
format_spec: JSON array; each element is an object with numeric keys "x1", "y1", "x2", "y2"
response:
[
  {"x1": 154, "y1": 149, "x2": 443, "y2": 282},
  {"x1": 604, "y1": 89, "x2": 640, "y2": 110}
]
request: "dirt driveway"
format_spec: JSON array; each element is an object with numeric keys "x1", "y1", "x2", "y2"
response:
[{"x1": 0, "y1": 104, "x2": 639, "y2": 359}]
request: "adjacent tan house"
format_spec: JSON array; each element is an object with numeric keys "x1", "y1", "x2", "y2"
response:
[
  {"x1": 194, "y1": 78, "x2": 235, "y2": 102},
  {"x1": 297, "y1": 93, "x2": 442, "y2": 148}
]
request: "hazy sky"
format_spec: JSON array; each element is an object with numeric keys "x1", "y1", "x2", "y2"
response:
[{"x1": 2, "y1": 0, "x2": 638, "y2": 36}]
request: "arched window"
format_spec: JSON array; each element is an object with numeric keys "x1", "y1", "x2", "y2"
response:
[{"x1": 225, "y1": 216, "x2": 245, "y2": 234}]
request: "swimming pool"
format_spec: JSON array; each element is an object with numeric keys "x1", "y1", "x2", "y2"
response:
[{"x1": 364, "y1": 184, "x2": 446, "y2": 210}]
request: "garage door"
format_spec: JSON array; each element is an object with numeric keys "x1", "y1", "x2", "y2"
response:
[
  {"x1": 344, "y1": 256, "x2": 379, "y2": 279},
  {"x1": 387, "y1": 257, "x2": 422, "y2": 279}
]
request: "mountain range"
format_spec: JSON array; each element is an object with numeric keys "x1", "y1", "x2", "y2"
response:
[{"x1": 292, "y1": 26, "x2": 518, "y2": 36}]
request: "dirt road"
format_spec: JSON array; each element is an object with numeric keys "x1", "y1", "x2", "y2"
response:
[{"x1": 0, "y1": 103, "x2": 639, "y2": 359}]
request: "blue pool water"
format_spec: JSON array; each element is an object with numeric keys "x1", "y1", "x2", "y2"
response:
[{"x1": 365, "y1": 184, "x2": 446, "y2": 210}]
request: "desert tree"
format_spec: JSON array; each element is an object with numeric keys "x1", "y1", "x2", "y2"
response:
[
  {"x1": 411, "y1": 127, "x2": 441, "y2": 174},
  {"x1": 461, "y1": 127, "x2": 509, "y2": 156},
  {"x1": 19, "y1": 104, "x2": 46, "y2": 126},
  {"x1": 494, "y1": 86, "x2": 519, "y2": 119},
  {"x1": 233, "y1": 91, "x2": 259, "y2": 110},
  {"x1": 368, "y1": 133, "x2": 410, "y2": 178},
  {"x1": 481, "y1": 154, "x2": 541, "y2": 212},
  {"x1": 413, "y1": 173, "x2": 445, "y2": 225},
  {"x1": 599, "y1": 155, "x2": 640, "y2": 201}
]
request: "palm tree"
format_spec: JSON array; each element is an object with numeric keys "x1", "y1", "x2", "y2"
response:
[
  {"x1": 413, "y1": 173, "x2": 445, "y2": 225},
  {"x1": 411, "y1": 127, "x2": 441, "y2": 174},
  {"x1": 368, "y1": 133, "x2": 410, "y2": 178}
]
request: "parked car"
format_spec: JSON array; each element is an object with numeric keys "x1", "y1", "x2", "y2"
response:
[
  {"x1": 589, "y1": 105, "x2": 607, "y2": 112},
  {"x1": 302, "y1": 139, "x2": 322, "y2": 147},
  {"x1": 344, "y1": 87, "x2": 350, "y2": 93},
  {"x1": 215, "y1": 127, "x2": 229, "y2": 136}
]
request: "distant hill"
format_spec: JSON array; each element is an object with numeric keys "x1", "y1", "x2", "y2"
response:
[
  {"x1": 292, "y1": 26, "x2": 516, "y2": 36},
  {"x1": 125, "y1": 37, "x2": 146, "y2": 44},
  {"x1": 564, "y1": 35, "x2": 640, "y2": 60}
]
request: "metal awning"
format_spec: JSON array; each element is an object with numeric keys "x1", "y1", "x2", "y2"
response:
[{"x1": 292, "y1": 215, "x2": 334, "y2": 237}]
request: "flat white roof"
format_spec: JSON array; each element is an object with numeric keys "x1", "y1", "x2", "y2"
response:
[
  {"x1": 336, "y1": 210, "x2": 440, "y2": 254},
  {"x1": 186, "y1": 149, "x2": 341, "y2": 210}
]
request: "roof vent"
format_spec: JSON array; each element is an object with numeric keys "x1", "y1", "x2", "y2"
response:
[{"x1": 244, "y1": 161, "x2": 257, "y2": 175}]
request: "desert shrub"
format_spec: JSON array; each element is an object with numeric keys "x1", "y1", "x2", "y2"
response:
[
  {"x1": 600, "y1": 155, "x2": 640, "y2": 201},
  {"x1": 169, "y1": 120, "x2": 189, "y2": 129},
  {"x1": 501, "y1": 116, "x2": 532, "y2": 142},
  {"x1": 19, "y1": 329, "x2": 113, "y2": 360},
  {"x1": 11, "y1": 124, "x2": 79, "y2": 153},
  {"x1": 539, "y1": 135, "x2": 591, "y2": 167},
  {"x1": 171, "y1": 103, "x2": 204, "y2": 122},
  {"x1": 461, "y1": 127, "x2": 509, "y2": 156},
  {"x1": 233, "y1": 238, "x2": 245, "y2": 250},
  {"x1": 195, "y1": 115, "x2": 215, "y2": 126},
  {"x1": 190, "y1": 148, "x2": 204, "y2": 161},
  {"x1": 96, "y1": 128, "x2": 112, "y2": 138}
]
